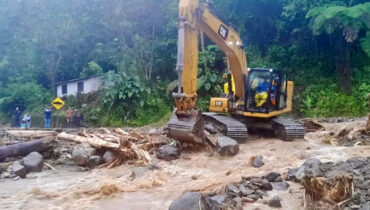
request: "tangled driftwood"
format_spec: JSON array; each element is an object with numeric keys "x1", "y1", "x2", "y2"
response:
[
  {"x1": 304, "y1": 119, "x2": 325, "y2": 132},
  {"x1": 302, "y1": 174, "x2": 353, "y2": 209},
  {"x1": 57, "y1": 128, "x2": 169, "y2": 168}
]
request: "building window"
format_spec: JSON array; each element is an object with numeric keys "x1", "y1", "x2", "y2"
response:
[
  {"x1": 62, "y1": 84, "x2": 67, "y2": 94},
  {"x1": 78, "y1": 82, "x2": 84, "y2": 92}
]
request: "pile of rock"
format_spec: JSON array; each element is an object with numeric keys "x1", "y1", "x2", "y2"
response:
[
  {"x1": 9, "y1": 152, "x2": 44, "y2": 178},
  {"x1": 221, "y1": 172, "x2": 289, "y2": 207},
  {"x1": 169, "y1": 172, "x2": 289, "y2": 209},
  {"x1": 287, "y1": 157, "x2": 370, "y2": 209},
  {"x1": 71, "y1": 143, "x2": 117, "y2": 168}
]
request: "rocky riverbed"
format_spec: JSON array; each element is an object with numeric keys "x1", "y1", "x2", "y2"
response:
[{"x1": 0, "y1": 116, "x2": 368, "y2": 210}]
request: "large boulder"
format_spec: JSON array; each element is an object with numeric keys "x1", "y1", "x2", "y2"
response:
[
  {"x1": 286, "y1": 167, "x2": 299, "y2": 181},
  {"x1": 72, "y1": 143, "x2": 95, "y2": 166},
  {"x1": 209, "y1": 195, "x2": 228, "y2": 205},
  {"x1": 131, "y1": 167, "x2": 150, "y2": 179},
  {"x1": 12, "y1": 161, "x2": 27, "y2": 178},
  {"x1": 23, "y1": 152, "x2": 44, "y2": 172},
  {"x1": 272, "y1": 182, "x2": 290, "y2": 191},
  {"x1": 169, "y1": 192, "x2": 218, "y2": 210},
  {"x1": 263, "y1": 172, "x2": 281, "y2": 182},
  {"x1": 293, "y1": 158, "x2": 323, "y2": 181},
  {"x1": 261, "y1": 179, "x2": 273, "y2": 191},
  {"x1": 205, "y1": 124, "x2": 216, "y2": 134},
  {"x1": 226, "y1": 184, "x2": 241, "y2": 198},
  {"x1": 87, "y1": 155, "x2": 103, "y2": 169},
  {"x1": 103, "y1": 151, "x2": 116, "y2": 163},
  {"x1": 252, "y1": 155, "x2": 264, "y2": 168},
  {"x1": 268, "y1": 196, "x2": 282, "y2": 208},
  {"x1": 156, "y1": 145, "x2": 181, "y2": 161},
  {"x1": 217, "y1": 136, "x2": 239, "y2": 156}
]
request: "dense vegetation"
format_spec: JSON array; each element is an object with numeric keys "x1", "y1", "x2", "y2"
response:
[{"x1": 0, "y1": 0, "x2": 369, "y2": 126}]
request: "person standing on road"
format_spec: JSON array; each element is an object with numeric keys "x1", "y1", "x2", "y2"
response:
[
  {"x1": 79, "y1": 109, "x2": 84, "y2": 127},
  {"x1": 21, "y1": 114, "x2": 27, "y2": 129},
  {"x1": 13, "y1": 106, "x2": 22, "y2": 127},
  {"x1": 44, "y1": 107, "x2": 52, "y2": 128},
  {"x1": 25, "y1": 114, "x2": 31, "y2": 129},
  {"x1": 75, "y1": 109, "x2": 84, "y2": 128},
  {"x1": 66, "y1": 107, "x2": 74, "y2": 128},
  {"x1": 73, "y1": 109, "x2": 79, "y2": 128}
]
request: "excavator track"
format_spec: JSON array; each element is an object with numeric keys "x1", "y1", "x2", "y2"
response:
[
  {"x1": 271, "y1": 117, "x2": 305, "y2": 141},
  {"x1": 203, "y1": 112, "x2": 248, "y2": 142}
]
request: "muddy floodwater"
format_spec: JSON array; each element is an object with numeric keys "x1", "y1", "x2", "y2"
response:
[{"x1": 0, "y1": 119, "x2": 369, "y2": 210}]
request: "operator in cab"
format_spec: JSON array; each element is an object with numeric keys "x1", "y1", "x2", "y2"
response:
[{"x1": 255, "y1": 77, "x2": 270, "y2": 108}]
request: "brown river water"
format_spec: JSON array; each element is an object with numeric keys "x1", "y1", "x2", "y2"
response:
[{"x1": 0, "y1": 119, "x2": 369, "y2": 210}]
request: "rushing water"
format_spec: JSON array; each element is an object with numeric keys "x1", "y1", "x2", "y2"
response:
[{"x1": 0, "y1": 119, "x2": 368, "y2": 210}]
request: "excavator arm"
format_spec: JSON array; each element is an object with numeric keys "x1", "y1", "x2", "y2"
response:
[
  {"x1": 168, "y1": 0, "x2": 248, "y2": 144},
  {"x1": 173, "y1": 0, "x2": 247, "y2": 115}
]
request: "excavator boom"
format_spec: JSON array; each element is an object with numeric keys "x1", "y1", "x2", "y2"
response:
[{"x1": 168, "y1": 0, "x2": 248, "y2": 144}]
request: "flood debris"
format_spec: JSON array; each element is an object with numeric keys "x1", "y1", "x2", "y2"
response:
[
  {"x1": 303, "y1": 119, "x2": 325, "y2": 132},
  {"x1": 322, "y1": 126, "x2": 368, "y2": 146},
  {"x1": 289, "y1": 157, "x2": 370, "y2": 209},
  {"x1": 5, "y1": 130, "x2": 58, "y2": 140},
  {"x1": 0, "y1": 139, "x2": 55, "y2": 161},
  {"x1": 305, "y1": 117, "x2": 369, "y2": 147},
  {"x1": 303, "y1": 174, "x2": 353, "y2": 208},
  {"x1": 57, "y1": 128, "x2": 170, "y2": 168}
]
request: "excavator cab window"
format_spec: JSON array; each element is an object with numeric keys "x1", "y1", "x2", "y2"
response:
[{"x1": 245, "y1": 68, "x2": 285, "y2": 113}]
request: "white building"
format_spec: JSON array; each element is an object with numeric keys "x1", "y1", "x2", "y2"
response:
[{"x1": 56, "y1": 76, "x2": 102, "y2": 97}]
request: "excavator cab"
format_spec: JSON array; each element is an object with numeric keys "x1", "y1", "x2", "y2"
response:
[{"x1": 245, "y1": 68, "x2": 287, "y2": 114}]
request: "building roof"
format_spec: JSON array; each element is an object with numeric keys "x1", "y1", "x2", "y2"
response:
[{"x1": 56, "y1": 75, "x2": 101, "y2": 86}]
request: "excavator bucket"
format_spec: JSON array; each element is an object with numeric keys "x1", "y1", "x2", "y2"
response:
[{"x1": 167, "y1": 109, "x2": 205, "y2": 145}]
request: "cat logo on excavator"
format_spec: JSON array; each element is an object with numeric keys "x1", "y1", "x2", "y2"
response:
[{"x1": 218, "y1": 25, "x2": 229, "y2": 40}]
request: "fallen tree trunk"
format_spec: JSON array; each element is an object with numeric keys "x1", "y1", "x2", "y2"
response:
[
  {"x1": 0, "y1": 139, "x2": 54, "y2": 161},
  {"x1": 57, "y1": 132, "x2": 152, "y2": 167},
  {"x1": 57, "y1": 132, "x2": 119, "y2": 149},
  {"x1": 6, "y1": 130, "x2": 58, "y2": 139}
]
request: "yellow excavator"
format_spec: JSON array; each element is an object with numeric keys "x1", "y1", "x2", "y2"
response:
[{"x1": 167, "y1": 0, "x2": 304, "y2": 144}]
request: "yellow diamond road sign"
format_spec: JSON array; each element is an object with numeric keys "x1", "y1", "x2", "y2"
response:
[{"x1": 52, "y1": 97, "x2": 65, "y2": 110}]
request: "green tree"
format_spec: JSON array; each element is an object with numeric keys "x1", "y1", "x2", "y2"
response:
[
  {"x1": 306, "y1": 2, "x2": 370, "y2": 92},
  {"x1": 80, "y1": 61, "x2": 103, "y2": 78}
]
